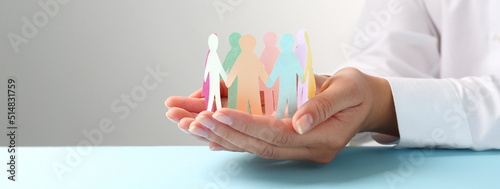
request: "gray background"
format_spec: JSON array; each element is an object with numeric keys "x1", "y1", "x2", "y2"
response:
[{"x1": 0, "y1": 0, "x2": 365, "y2": 146}]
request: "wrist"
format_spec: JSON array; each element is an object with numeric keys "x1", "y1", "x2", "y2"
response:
[{"x1": 365, "y1": 76, "x2": 399, "y2": 137}]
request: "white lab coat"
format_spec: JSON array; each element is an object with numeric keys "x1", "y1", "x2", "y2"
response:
[{"x1": 341, "y1": 0, "x2": 500, "y2": 150}]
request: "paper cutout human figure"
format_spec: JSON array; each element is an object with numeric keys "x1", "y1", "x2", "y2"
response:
[
  {"x1": 226, "y1": 34, "x2": 269, "y2": 115},
  {"x1": 204, "y1": 34, "x2": 227, "y2": 111},
  {"x1": 295, "y1": 29, "x2": 308, "y2": 108},
  {"x1": 203, "y1": 50, "x2": 215, "y2": 111},
  {"x1": 222, "y1": 32, "x2": 242, "y2": 109},
  {"x1": 302, "y1": 31, "x2": 316, "y2": 99},
  {"x1": 259, "y1": 32, "x2": 280, "y2": 116},
  {"x1": 266, "y1": 33, "x2": 304, "y2": 119}
]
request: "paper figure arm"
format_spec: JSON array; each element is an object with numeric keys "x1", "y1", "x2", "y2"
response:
[
  {"x1": 217, "y1": 56, "x2": 228, "y2": 81},
  {"x1": 295, "y1": 60, "x2": 304, "y2": 82},
  {"x1": 226, "y1": 59, "x2": 240, "y2": 88},
  {"x1": 302, "y1": 64, "x2": 310, "y2": 83},
  {"x1": 257, "y1": 58, "x2": 269, "y2": 84},
  {"x1": 266, "y1": 60, "x2": 280, "y2": 88},
  {"x1": 204, "y1": 64, "x2": 209, "y2": 82}
]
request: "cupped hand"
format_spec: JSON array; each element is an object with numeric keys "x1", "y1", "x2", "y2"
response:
[{"x1": 187, "y1": 67, "x2": 398, "y2": 163}]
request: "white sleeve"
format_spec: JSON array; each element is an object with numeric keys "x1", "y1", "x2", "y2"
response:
[
  {"x1": 388, "y1": 76, "x2": 500, "y2": 150},
  {"x1": 340, "y1": 1, "x2": 500, "y2": 149}
]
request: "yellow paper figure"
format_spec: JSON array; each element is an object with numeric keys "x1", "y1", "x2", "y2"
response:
[
  {"x1": 226, "y1": 34, "x2": 269, "y2": 115},
  {"x1": 302, "y1": 31, "x2": 316, "y2": 98}
]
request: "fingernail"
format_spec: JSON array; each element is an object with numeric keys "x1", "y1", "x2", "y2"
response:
[
  {"x1": 189, "y1": 125, "x2": 208, "y2": 138},
  {"x1": 178, "y1": 124, "x2": 189, "y2": 134},
  {"x1": 210, "y1": 145, "x2": 227, "y2": 151},
  {"x1": 213, "y1": 112, "x2": 232, "y2": 126},
  {"x1": 196, "y1": 115, "x2": 216, "y2": 130},
  {"x1": 296, "y1": 114, "x2": 313, "y2": 135},
  {"x1": 167, "y1": 116, "x2": 179, "y2": 124}
]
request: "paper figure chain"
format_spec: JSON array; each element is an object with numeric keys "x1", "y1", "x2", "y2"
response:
[{"x1": 203, "y1": 30, "x2": 315, "y2": 119}]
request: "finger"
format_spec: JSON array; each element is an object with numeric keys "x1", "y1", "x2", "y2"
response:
[
  {"x1": 195, "y1": 112, "x2": 314, "y2": 160},
  {"x1": 209, "y1": 142, "x2": 245, "y2": 152},
  {"x1": 178, "y1": 117, "x2": 195, "y2": 132},
  {"x1": 189, "y1": 120, "x2": 246, "y2": 152},
  {"x1": 200, "y1": 109, "x2": 316, "y2": 147},
  {"x1": 174, "y1": 117, "x2": 210, "y2": 143},
  {"x1": 292, "y1": 76, "x2": 362, "y2": 135},
  {"x1": 165, "y1": 96, "x2": 206, "y2": 113},
  {"x1": 167, "y1": 107, "x2": 198, "y2": 123},
  {"x1": 219, "y1": 80, "x2": 229, "y2": 97},
  {"x1": 208, "y1": 142, "x2": 229, "y2": 151}
]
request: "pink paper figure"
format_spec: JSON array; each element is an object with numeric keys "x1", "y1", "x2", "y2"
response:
[
  {"x1": 204, "y1": 34, "x2": 227, "y2": 111},
  {"x1": 259, "y1": 32, "x2": 280, "y2": 116},
  {"x1": 226, "y1": 34, "x2": 269, "y2": 115},
  {"x1": 203, "y1": 50, "x2": 214, "y2": 111},
  {"x1": 295, "y1": 29, "x2": 309, "y2": 107}
]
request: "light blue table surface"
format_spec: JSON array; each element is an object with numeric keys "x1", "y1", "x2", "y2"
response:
[{"x1": 2, "y1": 146, "x2": 499, "y2": 189}]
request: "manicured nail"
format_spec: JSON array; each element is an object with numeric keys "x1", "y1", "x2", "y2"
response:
[
  {"x1": 178, "y1": 124, "x2": 189, "y2": 134},
  {"x1": 165, "y1": 100, "x2": 170, "y2": 108},
  {"x1": 196, "y1": 115, "x2": 216, "y2": 130},
  {"x1": 188, "y1": 125, "x2": 208, "y2": 138},
  {"x1": 296, "y1": 114, "x2": 313, "y2": 135},
  {"x1": 213, "y1": 112, "x2": 232, "y2": 126},
  {"x1": 210, "y1": 145, "x2": 227, "y2": 151},
  {"x1": 167, "y1": 116, "x2": 179, "y2": 124}
]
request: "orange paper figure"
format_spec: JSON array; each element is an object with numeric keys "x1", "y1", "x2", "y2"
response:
[
  {"x1": 259, "y1": 32, "x2": 280, "y2": 116},
  {"x1": 295, "y1": 29, "x2": 308, "y2": 107},
  {"x1": 302, "y1": 31, "x2": 316, "y2": 98},
  {"x1": 204, "y1": 34, "x2": 227, "y2": 111},
  {"x1": 226, "y1": 34, "x2": 269, "y2": 115}
]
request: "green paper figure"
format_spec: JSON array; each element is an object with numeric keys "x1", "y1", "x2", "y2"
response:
[{"x1": 222, "y1": 32, "x2": 242, "y2": 109}]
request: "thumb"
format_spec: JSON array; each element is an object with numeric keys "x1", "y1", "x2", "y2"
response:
[{"x1": 292, "y1": 79, "x2": 360, "y2": 134}]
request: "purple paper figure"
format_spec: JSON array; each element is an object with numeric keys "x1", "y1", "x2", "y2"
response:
[{"x1": 296, "y1": 29, "x2": 308, "y2": 108}]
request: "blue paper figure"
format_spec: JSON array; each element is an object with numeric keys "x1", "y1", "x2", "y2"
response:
[{"x1": 266, "y1": 33, "x2": 304, "y2": 119}]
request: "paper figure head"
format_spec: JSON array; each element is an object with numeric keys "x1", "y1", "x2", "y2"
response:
[
  {"x1": 240, "y1": 34, "x2": 257, "y2": 53},
  {"x1": 296, "y1": 29, "x2": 306, "y2": 45},
  {"x1": 229, "y1": 32, "x2": 242, "y2": 48},
  {"x1": 208, "y1": 34, "x2": 218, "y2": 51},
  {"x1": 279, "y1": 33, "x2": 295, "y2": 52},
  {"x1": 263, "y1": 32, "x2": 278, "y2": 47}
]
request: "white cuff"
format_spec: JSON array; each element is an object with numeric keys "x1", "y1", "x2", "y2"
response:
[{"x1": 385, "y1": 77, "x2": 473, "y2": 149}]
